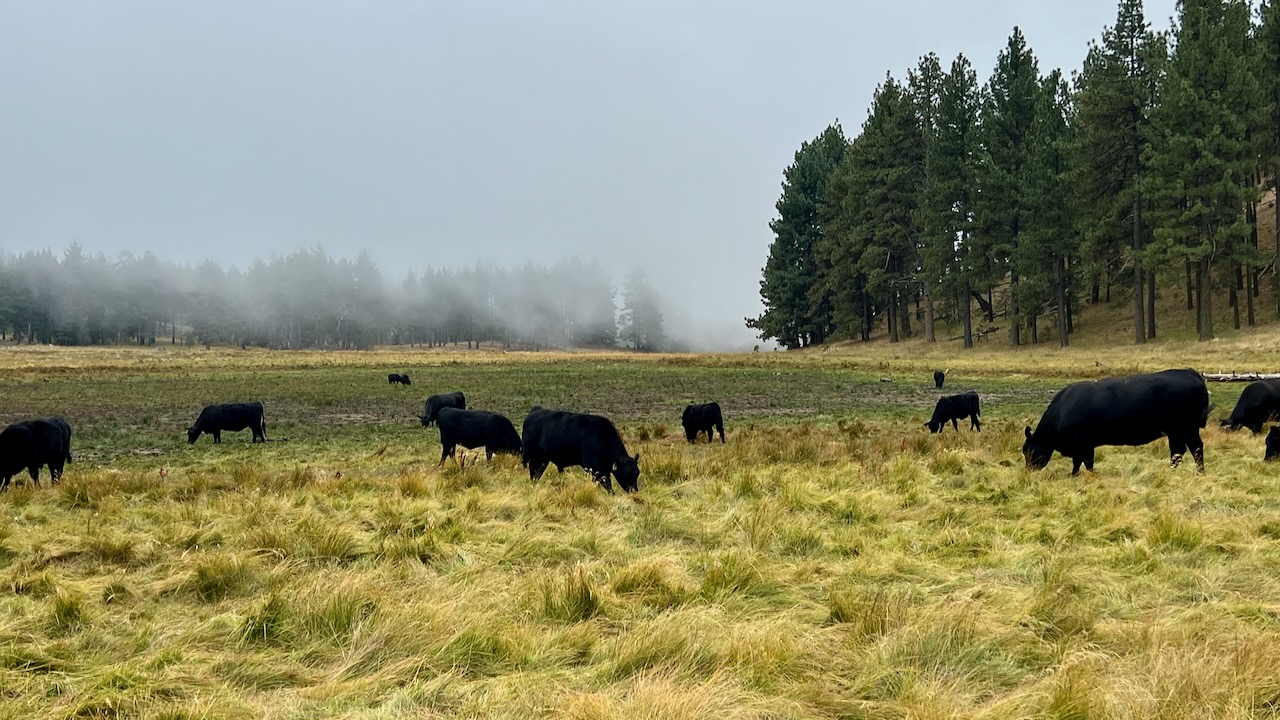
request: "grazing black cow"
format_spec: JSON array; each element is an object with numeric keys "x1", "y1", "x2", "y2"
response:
[
  {"x1": 933, "y1": 369, "x2": 946, "y2": 389},
  {"x1": 0, "y1": 417, "x2": 73, "y2": 491},
  {"x1": 435, "y1": 407, "x2": 522, "y2": 468},
  {"x1": 388, "y1": 373, "x2": 412, "y2": 386},
  {"x1": 925, "y1": 391, "x2": 981, "y2": 433},
  {"x1": 1023, "y1": 368, "x2": 1209, "y2": 475},
  {"x1": 1221, "y1": 379, "x2": 1280, "y2": 433},
  {"x1": 1266, "y1": 427, "x2": 1280, "y2": 462},
  {"x1": 419, "y1": 391, "x2": 466, "y2": 428},
  {"x1": 187, "y1": 402, "x2": 267, "y2": 444},
  {"x1": 521, "y1": 408, "x2": 640, "y2": 493},
  {"x1": 681, "y1": 402, "x2": 726, "y2": 444}
]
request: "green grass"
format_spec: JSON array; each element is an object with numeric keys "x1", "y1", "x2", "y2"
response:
[{"x1": 1, "y1": 341, "x2": 1279, "y2": 718}]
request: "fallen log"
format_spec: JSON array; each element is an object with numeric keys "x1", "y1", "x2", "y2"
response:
[{"x1": 1202, "y1": 372, "x2": 1280, "y2": 382}]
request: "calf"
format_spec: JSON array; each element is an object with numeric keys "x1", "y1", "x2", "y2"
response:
[
  {"x1": 1023, "y1": 368, "x2": 1209, "y2": 475},
  {"x1": 933, "y1": 369, "x2": 946, "y2": 389},
  {"x1": 681, "y1": 402, "x2": 726, "y2": 443},
  {"x1": 1221, "y1": 379, "x2": 1280, "y2": 433},
  {"x1": 187, "y1": 402, "x2": 267, "y2": 444},
  {"x1": 435, "y1": 407, "x2": 522, "y2": 468},
  {"x1": 388, "y1": 373, "x2": 412, "y2": 386},
  {"x1": 0, "y1": 417, "x2": 73, "y2": 491},
  {"x1": 522, "y1": 408, "x2": 640, "y2": 493},
  {"x1": 925, "y1": 391, "x2": 981, "y2": 433},
  {"x1": 1266, "y1": 427, "x2": 1280, "y2": 462},
  {"x1": 419, "y1": 391, "x2": 466, "y2": 428}
]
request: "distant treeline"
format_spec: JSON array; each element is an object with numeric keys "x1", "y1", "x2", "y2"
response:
[
  {"x1": 0, "y1": 244, "x2": 666, "y2": 351},
  {"x1": 750, "y1": 0, "x2": 1280, "y2": 348}
]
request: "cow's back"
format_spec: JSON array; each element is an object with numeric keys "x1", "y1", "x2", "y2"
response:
[{"x1": 1043, "y1": 369, "x2": 1207, "y2": 445}]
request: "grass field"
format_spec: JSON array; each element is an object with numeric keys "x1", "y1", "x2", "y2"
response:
[{"x1": 2, "y1": 339, "x2": 1280, "y2": 719}]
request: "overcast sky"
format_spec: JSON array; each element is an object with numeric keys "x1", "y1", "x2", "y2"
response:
[{"x1": 0, "y1": 1, "x2": 1175, "y2": 349}]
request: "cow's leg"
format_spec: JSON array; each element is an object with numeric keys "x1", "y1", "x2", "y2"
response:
[
  {"x1": 971, "y1": 415, "x2": 981, "y2": 432},
  {"x1": 28, "y1": 466, "x2": 40, "y2": 487},
  {"x1": 51, "y1": 461, "x2": 64, "y2": 485},
  {"x1": 1187, "y1": 432, "x2": 1206, "y2": 473},
  {"x1": 1169, "y1": 436, "x2": 1187, "y2": 469},
  {"x1": 486, "y1": 449, "x2": 494, "y2": 462},
  {"x1": 439, "y1": 443, "x2": 452, "y2": 467},
  {"x1": 595, "y1": 471, "x2": 615, "y2": 494},
  {"x1": 717, "y1": 422, "x2": 725, "y2": 443},
  {"x1": 1071, "y1": 457, "x2": 1082, "y2": 476},
  {"x1": 1082, "y1": 449, "x2": 1095, "y2": 472},
  {"x1": 951, "y1": 418, "x2": 959, "y2": 431},
  {"x1": 214, "y1": 430, "x2": 221, "y2": 443},
  {"x1": 530, "y1": 460, "x2": 548, "y2": 481}
]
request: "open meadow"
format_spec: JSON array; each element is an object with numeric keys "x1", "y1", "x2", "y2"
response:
[{"x1": 2, "y1": 340, "x2": 1280, "y2": 719}]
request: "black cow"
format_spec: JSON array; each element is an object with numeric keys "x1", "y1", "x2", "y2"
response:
[
  {"x1": 521, "y1": 408, "x2": 640, "y2": 493},
  {"x1": 419, "y1": 391, "x2": 466, "y2": 428},
  {"x1": 1266, "y1": 427, "x2": 1280, "y2": 462},
  {"x1": 933, "y1": 369, "x2": 946, "y2": 389},
  {"x1": 925, "y1": 391, "x2": 981, "y2": 433},
  {"x1": 187, "y1": 402, "x2": 267, "y2": 444},
  {"x1": 388, "y1": 373, "x2": 412, "y2": 386},
  {"x1": 681, "y1": 402, "x2": 726, "y2": 444},
  {"x1": 1221, "y1": 379, "x2": 1280, "y2": 433},
  {"x1": 435, "y1": 407, "x2": 522, "y2": 468},
  {"x1": 0, "y1": 417, "x2": 73, "y2": 491},
  {"x1": 1023, "y1": 368, "x2": 1209, "y2": 475}
]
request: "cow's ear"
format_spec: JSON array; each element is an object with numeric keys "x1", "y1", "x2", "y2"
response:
[
  {"x1": 633, "y1": 453, "x2": 640, "y2": 462},
  {"x1": 1024, "y1": 426, "x2": 1032, "y2": 440}
]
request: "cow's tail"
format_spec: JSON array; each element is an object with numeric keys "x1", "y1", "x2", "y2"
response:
[{"x1": 1201, "y1": 400, "x2": 1213, "y2": 429}]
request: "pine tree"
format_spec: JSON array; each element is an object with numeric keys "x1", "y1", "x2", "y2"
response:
[
  {"x1": 1259, "y1": 0, "x2": 1280, "y2": 317},
  {"x1": 818, "y1": 75, "x2": 924, "y2": 343},
  {"x1": 1073, "y1": 0, "x2": 1162, "y2": 342},
  {"x1": 909, "y1": 53, "x2": 946, "y2": 342},
  {"x1": 619, "y1": 268, "x2": 664, "y2": 352},
  {"x1": 978, "y1": 27, "x2": 1042, "y2": 345},
  {"x1": 747, "y1": 124, "x2": 847, "y2": 348},
  {"x1": 919, "y1": 55, "x2": 983, "y2": 348},
  {"x1": 1147, "y1": 0, "x2": 1264, "y2": 341},
  {"x1": 1022, "y1": 71, "x2": 1077, "y2": 347}
]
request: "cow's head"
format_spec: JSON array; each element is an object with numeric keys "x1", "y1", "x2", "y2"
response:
[
  {"x1": 418, "y1": 415, "x2": 432, "y2": 428},
  {"x1": 1266, "y1": 428, "x2": 1280, "y2": 462},
  {"x1": 1022, "y1": 426, "x2": 1051, "y2": 469},
  {"x1": 612, "y1": 453, "x2": 640, "y2": 493},
  {"x1": 924, "y1": 420, "x2": 942, "y2": 434},
  {"x1": 186, "y1": 427, "x2": 200, "y2": 444}
]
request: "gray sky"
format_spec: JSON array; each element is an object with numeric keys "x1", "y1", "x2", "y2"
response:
[{"x1": 1, "y1": 1, "x2": 1175, "y2": 350}]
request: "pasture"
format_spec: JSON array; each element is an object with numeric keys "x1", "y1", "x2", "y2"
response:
[{"x1": 1, "y1": 342, "x2": 1279, "y2": 719}]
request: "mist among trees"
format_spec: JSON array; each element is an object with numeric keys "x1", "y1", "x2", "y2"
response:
[
  {"x1": 0, "y1": 244, "x2": 671, "y2": 351},
  {"x1": 751, "y1": 0, "x2": 1280, "y2": 348}
]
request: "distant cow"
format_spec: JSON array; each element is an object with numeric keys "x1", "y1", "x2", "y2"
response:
[
  {"x1": 521, "y1": 408, "x2": 640, "y2": 493},
  {"x1": 419, "y1": 391, "x2": 466, "y2": 428},
  {"x1": 388, "y1": 373, "x2": 412, "y2": 386},
  {"x1": 1266, "y1": 427, "x2": 1280, "y2": 462},
  {"x1": 933, "y1": 369, "x2": 946, "y2": 389},
  {"x1": 435, "y1": 407, "x2": 522, "y2": 468},
  {"x1": 1023, "y1": 369, "x2": 1209, "y2": 475},
  {"x1": 926, "y1": 391, "x2": 981, "y2": 433},
  {"x1": 1221, "y1": 379, "x2": 1280, "y2": 433},
  {"x1": 682, "y1": 402, "x2": 725, "y2": 444},
  {"x1": 0, "y1": 417, "x2": 73, "y2": 491},
  {"x1": 187, "y1": 402, "x2": 267, "y2": 444}
]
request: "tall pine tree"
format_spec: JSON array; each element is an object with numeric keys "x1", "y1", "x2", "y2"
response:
[
  {"x1": 1259, "y1": 0, "x2": 1280, "y2": 317},
  {"x1": 909, "y1": 53, "x2": 946, "y2": 342},
  {"x1": 748, "y1": 124, "x2": 847, "y2": 348}
]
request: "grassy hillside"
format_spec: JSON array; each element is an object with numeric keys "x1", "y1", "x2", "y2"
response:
[{"x1": 1, "y1": 345, "x2": 1279, "y2": 719}]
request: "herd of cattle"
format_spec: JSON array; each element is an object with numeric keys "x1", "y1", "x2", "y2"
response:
[{"x1": 4, "y1": 367, "x2": 1280, "y2": 492}]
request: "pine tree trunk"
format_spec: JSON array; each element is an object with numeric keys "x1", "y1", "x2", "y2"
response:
[
  {"x1": 1010, "y1": 270, "x2": 1021, "y2": 346},
  {"x1": 1066, "y1": 257, "x2": 1075, "y2": 334},
  {"x1": 1147, "y1": 265, "x2": 1157, "y2": 339},
  {"x1": 1185, "y1": 257, "x2": 1194, "y2": 310},
  {"x1": 1231, "y1": 264, "x2": 1241, "y2": 330},
  {"x1": 1274, "y1": 170, "x2": 1280, "y2": 318},
  {"x1": 923, "y1": 283, "x2": 936, "y2": 343},
  {"x1": 900, "y1": 292, "x2": 911, "y2": 337},
  {"x1": 1247, "y1": 264, "x2": 1256, "y2": 326},
  {"x1": 1055, "y1": 256, "x2": 1068, "y2": 348},
  {"x1": 1198, "y1": 258, "x2": 1214, "y2": 342},
  {"x1": 1134, "y1": 193, "x2": 1145, "y2": 344},
  {"x1": 888, "y1": 291, "x2": 898, "y2": 343},
  {"x1": 962, "y1": 280, "x2": 974, "y2": 349},
  {"x1": 1091, "y1": 276, "x2": 1100, "y2": 304}
]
